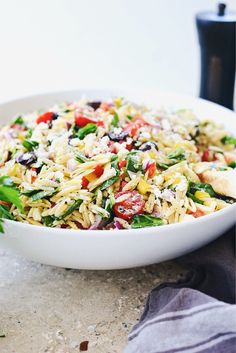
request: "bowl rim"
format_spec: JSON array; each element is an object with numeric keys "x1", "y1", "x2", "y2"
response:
[
  {"x1": 0, "y1": 87, "x2": 236, "y2": 115},
  {"x1": 1, "y1": 88, "x2": 236, "y2": 238}
]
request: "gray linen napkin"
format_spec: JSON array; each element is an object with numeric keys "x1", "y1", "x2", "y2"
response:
[{"x1": 124, "y1": 226, "x2": 236, "y2": 353}]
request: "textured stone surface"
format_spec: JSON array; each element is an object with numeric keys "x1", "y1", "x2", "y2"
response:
[{"x1": 0, "y1": 250, "x2": 185, "y2": 353}]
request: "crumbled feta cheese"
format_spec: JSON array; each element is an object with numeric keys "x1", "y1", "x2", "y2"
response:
[{"x1": 67, "y1": 158, "x2": 78, "y2": 171}]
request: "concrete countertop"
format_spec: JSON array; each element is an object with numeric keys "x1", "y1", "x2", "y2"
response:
[{"x1": 0, "y1": 250, "x2": 185, "y2": 353}]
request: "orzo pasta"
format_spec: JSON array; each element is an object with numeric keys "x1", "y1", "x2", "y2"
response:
[{"x1": 0, "y1": 97, "x2": 235, "y2": 230}]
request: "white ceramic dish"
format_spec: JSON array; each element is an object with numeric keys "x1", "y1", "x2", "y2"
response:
[{"x1": 0, "y1": 89, "x2": 235, "y2": 269}]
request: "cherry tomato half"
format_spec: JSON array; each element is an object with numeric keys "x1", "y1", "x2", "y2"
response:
[
  {"x1": 36, "y1": 112, "x2": 56, "y2": 124},
  {"x1": 118, "y1": 160, "x2": 127, "y2": 169},
  {"x1": 114, "y1": 190, "x2": 145, "y2": 220}
]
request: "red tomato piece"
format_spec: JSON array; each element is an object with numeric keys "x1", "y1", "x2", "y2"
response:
[
  {"x1": 114, "y1": 190, "x2": 145, "y2": 220},
  {"x1": 118, "y1": 160, "x2": 127, "y2": 169},
  {"x1": 202, "y1": 149, "x2": 218, "y2": 162},
  {"x1": 31, "y1": 167, "x2": 37, "y2": 182},
  {"x1": 97, "y1": 120, "x2": 105, "y2": 128},
  {"x1": 94, "y1": 165, "x2": 104, "y2": 178},
  {"x1": 201, "y1": 150, "x2": 208, "y2": 162},
  {"x1": 109, "y1": 141, "x2": 117, "y2": 153},
  {"x1": 191, "y1": 210, "x2": 205, "y2": 218},
  {"x1": 146, "y1": 161, "x2": 156, "y2": 177},
  {"x1": 100, "y1": 102, "x2": 113, "y2": 111},
  {"x1": 74, "y1": 113, "x2": 96, "y2": 127},
  {"x1": 36, "y1": 112, "x2": 55, "y2": 124},
  {"x1": 81, "y1": 176, "x2": 89, "y2": 188},
  {"x1": 125, "y1": 142, "x2": 133, "y2": 151},
  {"x1": 125, "y1": 118, "x2": 149, "y2": 137}
]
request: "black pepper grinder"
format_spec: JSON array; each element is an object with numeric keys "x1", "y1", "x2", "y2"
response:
[{"x1": 196, "y1": 3, "x2": 236, "y2": 110}]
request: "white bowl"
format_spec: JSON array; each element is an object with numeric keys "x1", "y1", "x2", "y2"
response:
[{"x1": 0, "y1": 89, "x2": 235, "y2": 269}]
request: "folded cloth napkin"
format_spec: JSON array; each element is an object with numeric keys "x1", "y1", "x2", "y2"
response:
[{"x1": 124, "y1": 226, "x2": 236, "y2": 353}]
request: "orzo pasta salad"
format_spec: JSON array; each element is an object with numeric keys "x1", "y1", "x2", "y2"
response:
[{"x1": 0, "y1": 97, "x2": 235, "y2": 231}]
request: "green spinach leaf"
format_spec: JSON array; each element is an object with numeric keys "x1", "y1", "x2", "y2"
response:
[
  {"x1": 77, "y1": 123, "x2": 97, "y2": 140},
  {"x1": 131, "y1": 214, "x2": 164, "y2": 228},
  {"x1": 75, "y1": 152, "x2": 89, "y2": 163},
  {"x1": 221, "y1": 136, "x2": 236, "y2": 145},
  {"x1": 60, "y1": 199, "x2": 83, "y2": 219},
  {"x1": 13, "y1": 116, "x2": 24, "y2": 125},
  {"x1": 188, "y1": 181, "x2": 216, "y2": 197},
  {"x1": 42, "y1": 215, "x2": 57, "y2": 227},
  {"x1": 157, "y1": 148, "x2": 185, "y2": 170},
  {"x1": 31, "y1": 189, "x2": 56, "y2": 202},
  {"x1": 126, "y1": 151, "x2": 143, "y2": 173},
  {"x1": 110, "y1": 112, "x2": 119, "y2": 128},
  {"x1": 100, "y1": 156, "x2": 120, "y2": 191},
  {"x1": 22, "y1": 139, "x2": 39, "y2": 151},
  {"x1": 228, "y1": 161, "x2": 236, "y2": 168}
]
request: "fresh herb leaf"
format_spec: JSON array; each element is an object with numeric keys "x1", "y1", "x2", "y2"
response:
[
  {"x1": 77, "y1": 123, "x2": 97, "y2": 140},
  {"x1": 42, "y1": 215, "x2": 56, "y2": 227},
  {"x1": 22, "y1": 140, "x2": 39, "y2": 151},
  {"x1": 106, "y1": 192, "x2": 115, "y2": 212},
  {"x1": 168, "y1": 148, "x2": 185, "y2": 161},
  {"x1": 156, "y1": 162, "x2": 170, "y2": 170},
  {"x1": 110, "y1": 112, "x2": 119, "y2": 128},
  {"x1": 13, "y1": 116, "x2": 24, "y2": 125},
  {"x1": 26, "y1": 128, "x2": 33, "y2": 138},
  {"x1": 0, "y1": 177, "x2": 23, "y2": 232},
  {"x1": 43, "y1": 199, "x2": 82, "y2": 225},
  {"x1": 104, "y1": 192, "x2": 115, "y2": 220},
  {"x1": 131, "y1": 214, "x2": 164, "y2": 228},
  {"x1": 100, "y1": 156, "x2": 120, "y2": 191},
  {"x1": 0, "y1": 220, "x2": 4, "y2": 233},
  {"x1": 72, "y1": 124, "x2": 79, "y2": 136},
  {"x1": 127, "y1": 115, "x2": 133, "y2": 120},
  {"x1": 126, "y1": 151, "x2": 143, "y2": 173},
  {"x1": 21, "y1": 189, "x2": 41, "y2": 196},
  {"x1": 31, "y1": 189, "x2": 56, "y2": 202},
  {"x1": 60, "y1": 199, "x2": 83, "y2": 219},
  {"x1": 228, "y1": 161, "x2": 236, "y2": 168},
  {"x1": 0, "y1": 186, "x2": 23, "y2": 212},
  {"x1": 221, "y1": 136, "x2": 236, "y2": 145},
  {"x1": 188, "y1": 181, "x2": 216, "y2": 197},
  {"x1": 0, "y1": 204, "x2": 15, "y2": 220},
  {"x1": 75, "y1": 152, "x2": 89, "y2": 163},
  {"x1": 100, "y1": 176, "x2": 118, "y2": 191},
  {"x1": 157, "y1": 148, "x2": 185, "y2": 170}
]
